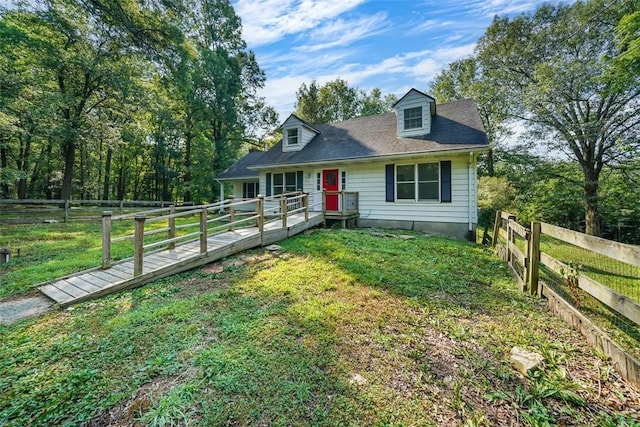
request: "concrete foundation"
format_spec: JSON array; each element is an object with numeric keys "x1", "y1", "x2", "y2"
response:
[{"x1": 357, "y1": 219, "x2": 476, "y2": 242}]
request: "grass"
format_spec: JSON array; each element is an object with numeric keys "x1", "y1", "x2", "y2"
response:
[
  {"x1": 1, "y1": 229, "x2": 638, "y2": 426},
  {"x1": 0, "y1": 214, "x2": 225, "y2": 298}
]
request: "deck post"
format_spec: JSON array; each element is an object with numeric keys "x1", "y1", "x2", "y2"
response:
[
  {"x1": 341, "y1": 191, "x2": 345, "y2": 214},
  {"x1": 529, "y1": 221, "x2": 541, "y2": 296},
  {"x1": 168, "y1": 205, "x2": 176, "y2": 249},
  {"x1": 101, "y1": 211, "x2": 112, "y2": 269},
  {"x1": 303, "y1": 193, "x2": 309, "y2": 221},
  {"x1": 322, "y1": 190, "x2": 326, "y2": 213},
  {"x1": 281, "y1": 195, "x2": 287, "y2": 228},
  {"x1": 492, "y1": 211, "x2": 501, "y2": 247},
  {"x1": 134, "y1": 213, "x2": 146, "y2": 277},
  {"x1": 257, "y1": 195, "x2": 264, "y2": 233},
  {"x1": 229, "y1": 195, "x2": 235, "y2": 231},
  {"x1": 200, "y1": 208, "x2": 208, "y2": 253}
]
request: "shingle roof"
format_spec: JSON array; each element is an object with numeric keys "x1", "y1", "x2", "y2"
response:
[
  {"x1": 216, "y1": 150, "x2": 263, "y2": 180},
  {"x1": 249, "y1": 99, "x2": 488, "y2": 169}
]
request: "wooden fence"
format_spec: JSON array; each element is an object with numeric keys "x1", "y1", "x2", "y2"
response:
[
  {"x1": 0, "y1": 199, "x2": 171, "y2": 223},
  {"x1": 102, "y1": 192, "x2": 314, "y2": 277},
  {"x1": 493, "y1": 211, "x2": 640, "y2": 385}
]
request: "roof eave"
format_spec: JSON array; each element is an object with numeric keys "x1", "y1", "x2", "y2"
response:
[{"x1": 247, "y1": 145, "x2": 489, "y2": 170}]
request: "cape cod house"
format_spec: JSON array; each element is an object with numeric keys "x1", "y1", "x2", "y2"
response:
[{"x1": 216, "y1": 88, "x2": 488, "y2": 240}]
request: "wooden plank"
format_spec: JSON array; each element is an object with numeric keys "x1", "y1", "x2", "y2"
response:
[
  {"x1": 508, "y1": 220, "x2": 529, "y2": 238},
  {"x1": 510, "y1": 244, "x2": 527, "y2": 267},
  {"x1": 55, "y1": 280, "x2": 89, "y2": 299},
  {"x1": 82, "y1": 272, "x2": 117, "y2": 289},
  {"x1": 104, "y1": 265, "x2": 133, "y2": 280},
  {"x1": 541, "y1": 282, "x2": 640, "y2": 387},
  {"x1": 64, "y1": 276, "x2": 102, "y2": 293},
  {"x1": 541, "y1": 222, "x2": 640, "y2": 267},
  {"x1": 541, "y1": 252, "x2": 640, "y2": 326},
  {"x1": 39, "y1": 284, "x2": 74, "y2": 304}
]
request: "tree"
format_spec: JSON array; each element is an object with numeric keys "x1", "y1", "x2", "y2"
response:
[
  {"x1": 294, "y1": 79, "x2": 395, "y2": 124},
  {"x1": 476, "y1": 0, "x2": 640, "y2": 236},
  {"x1": 429, "y1": 57, "x2": 512, "y2": 176}
]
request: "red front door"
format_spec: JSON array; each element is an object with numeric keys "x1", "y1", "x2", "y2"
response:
[{"x1": 323, "y1": 169, "x2": 339, "y2": 211}]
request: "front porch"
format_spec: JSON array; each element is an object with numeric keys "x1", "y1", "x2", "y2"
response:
[{"x1": 322, "y1": 191, "x2": 359, "y2": 228}]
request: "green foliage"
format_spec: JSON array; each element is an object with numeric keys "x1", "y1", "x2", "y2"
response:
[
  {"x1": 294, "y1": 79, "x2": 396, "y2": 124},
  {"x1": 0, "y1": 0, "x2": 275, "y2": 203},
  {"x1": 2, "y1": 230, "x2": 628, "y2": 425},
  {"x1": 475, "y1": 0, "x2": 640, "y2": 236}
]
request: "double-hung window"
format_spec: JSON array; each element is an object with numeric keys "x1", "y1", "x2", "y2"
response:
[
  {"x1": 403, "y1": 106, "x2": 422, "y2": 130},
  {"x1": 396, "y1": 162, "x2": 440, "y2": 201},
  {"x1": 286, "y1": 128, "x2": 299, "y2": 146},
  {"x1": 243, "y1": 182, "x2": 258, "y2": 199},
  {"x1": 270, "y1": 171, "x2": 302, "y2": 195}
]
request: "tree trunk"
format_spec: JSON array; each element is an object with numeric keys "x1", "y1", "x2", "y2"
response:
[
  {"x1": 60, "y1": 137, "x2": 76, "y2": 201},
  {"x1": 102, "y1": 146, "x2": 112, "y2": 200},
  {"x1": 0, "y1": 141, "x2": 9, "y2": 198},
  {"x1": 486, "y1": 148, "x2": 495, "y2": 177},
  {"x1": 45, "y1": 140, "x2": 53, "y2": 199},
  {"x1": 183, "y1": 131, "x2": 192, "y2": 203},
  {"x1": 583, "y1": 168, "x2": 600, "y2": 236}
]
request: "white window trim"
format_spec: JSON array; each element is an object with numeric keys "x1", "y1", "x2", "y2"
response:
[
  {"x1": 403, "y1": 106, "x2": 423, "y2": 130},
  {"x1": 285, "y1": 127, "x2": 299, "y2": 146},
  {"x1": 395, "y1": 162, "x2": 440, "y2": 202}
]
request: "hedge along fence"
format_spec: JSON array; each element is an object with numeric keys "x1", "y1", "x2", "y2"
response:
[
  {"x1": 0, "y1": 199, "x2": 173, "y2": 223},
  {"x1": 493, "y1": 211, "x2": 640, "y2": 386}
]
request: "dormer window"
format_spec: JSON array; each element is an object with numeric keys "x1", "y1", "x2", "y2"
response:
[
  {"x1": 404, "y1": 106, "x2": 422, "y2": 130},
  {"x1": 286, "y1": 128, "x2": 299, "y2": 146}
]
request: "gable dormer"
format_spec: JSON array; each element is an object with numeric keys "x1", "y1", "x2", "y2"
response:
[
  {"x1": 392, "y1": 89, "x2": 436, "y2": 138},
  {"x1": 280, "y1": 114, "x2": 320, "y2": 152}
]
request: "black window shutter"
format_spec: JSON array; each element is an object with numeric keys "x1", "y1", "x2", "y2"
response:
[
  {"x1": 440, "y1": 161, "x2": 452, "y2": 203},
  {"x1": 242, "y1": 182, "x2": 247, "y2": 199},
  {"x1": 385, "y1": 164, "x2": 395, "y2": 202},
  {"x1": 297, "y1": 171, "x2": 304, "y2": 191},
  {"x1": 266, "y1": 173, "x2": 272, "y2": 196}
]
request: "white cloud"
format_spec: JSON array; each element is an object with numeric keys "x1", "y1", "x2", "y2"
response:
[
  {"x1": 295, "y1": 12, "x2": 391, "y2": 52},
  {"x1": 234, "y1": 0, "x2": 367, "y2": 47}
]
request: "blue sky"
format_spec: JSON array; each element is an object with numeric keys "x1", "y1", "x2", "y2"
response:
[{"x1": 232, "y1": 0, "x2": 571, "y2": 120}]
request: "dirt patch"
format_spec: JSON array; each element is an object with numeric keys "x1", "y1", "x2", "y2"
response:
[{"x1": 0, "y1": 295, "x2": 55, "y2": 325}]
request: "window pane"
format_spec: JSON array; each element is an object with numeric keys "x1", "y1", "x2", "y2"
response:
[
  {"x1": 273, "y1": 173, "x2": 283, "y2": 185},
  {"x1": 397, "y1": 183, "x2": 415, "y2": 199},
  {"x1": 404, "y1": 106, "x2": 422, "y2": 129},
  {"x1": 419, "y1": 182, "x2": 439, "y2": 200},
  {"x1": 396, "y1": 165, "x2": 415, "y2": 182},
  {"x1": 418, "y1": 163, "x2": 439, "y2": 181},
  {"x1": 273, "y1": 185, "x2": 283, "y2": 195},
  {"x1": 287, "y1": 128, "x2": 298, "y2": 144},
  {"x1": 285, "y1": 172, "x2": 296, "y2": 186}
]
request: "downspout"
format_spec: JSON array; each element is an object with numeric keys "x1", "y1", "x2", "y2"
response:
[{"x1": 468, "y1": 152, "x2": 474, "y2": 233}]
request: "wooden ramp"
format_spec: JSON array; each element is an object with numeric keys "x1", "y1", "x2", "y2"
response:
[{"x1": 40, "y1": 211, "x2": 324, "y2": 306}]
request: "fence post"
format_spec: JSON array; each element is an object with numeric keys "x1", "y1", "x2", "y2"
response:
[
  {"x1": 280, "y1": 195, "x2": 287, "y2": 228},
  {"x1": 529, "y1": 221, "x2": 541, "y2": 296},
  {"x1": 64, "y1": 199, "x2": 70, "y2": 222},
  {"x1": 229, "y1": 195, "x2": 235, "y2": 231},
  {"x1": 119, "y1": 200, "x2": 124, "y2": 215},
  {"x1": 101, "y1": 211, "x2": 112, "y2": 269},
  {"x1": 492, "y1": 210, "x2": 501, "y2": 247},
  {"x1": 303, "y1": 193, "x2": 309, "y2": 221},
  {"x1": 134, "y1": 213, "x2": 146, "y2": 277},
  {"x1": 200, "y1": 208, "x2": 208, "y2": 253},
  {"x1": 168, "y1": 205, "x2": 176, "y2": 249},
  {"x1": 257, "y1": 195, "x2": 264, "y2": 233}
]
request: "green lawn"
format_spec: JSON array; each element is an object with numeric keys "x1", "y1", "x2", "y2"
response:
[
  {"x1": 0, "y1": 214, "x2": 224, "y2": 298},
  {"x1": 1, "y1": 229, "x2": 638, "y2": 426}
]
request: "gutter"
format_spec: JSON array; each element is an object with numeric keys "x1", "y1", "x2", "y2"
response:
[{"x1": 247, "y1": 145, "x2": 490, "y2": 171}]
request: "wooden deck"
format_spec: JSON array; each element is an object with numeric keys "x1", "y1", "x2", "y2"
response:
[{"x1": 40, "y1": 211, "x2": 324, "y2": 306}]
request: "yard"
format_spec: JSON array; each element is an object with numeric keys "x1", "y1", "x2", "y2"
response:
[{"x1": 0, "y1": 228, "x2": 638, "y2": 426}]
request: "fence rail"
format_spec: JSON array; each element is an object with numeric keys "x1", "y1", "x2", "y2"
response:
[
  {"x1": 101, "y1": 192, "x2": 312, "y2": 276},
  {"x1": 492, "y1": 211, "x2": 640, "y2": 386},
  {"x1": 0, "y1": 198, "x2": 175, "y2": 223}
]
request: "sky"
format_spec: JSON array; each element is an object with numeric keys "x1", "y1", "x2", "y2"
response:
[{"x1": 232, "y1": 0, "x2": 570, "y2": 121}]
